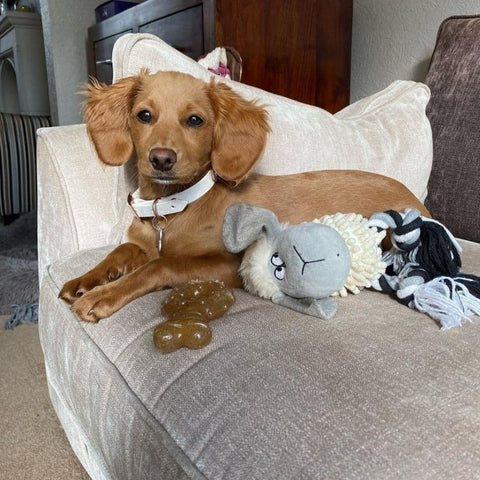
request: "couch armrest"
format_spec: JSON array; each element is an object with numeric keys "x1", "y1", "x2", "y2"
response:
[{"x1": 37, "y1": 125, "x2": 132, "y2": 281}]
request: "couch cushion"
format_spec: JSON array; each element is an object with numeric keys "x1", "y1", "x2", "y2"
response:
[
  {"x1": 424, "y1": 15, "x2": 480, "y2": 242},
  {"x1": 111, "y1": 33, "x2": 432, "y2": 202},
  {"x1": 40, "y1": 240, "x2": 480, "y2": 479}
]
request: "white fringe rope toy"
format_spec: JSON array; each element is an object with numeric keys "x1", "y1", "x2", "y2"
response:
[
  {"x1": 315, "y1": 213, "x2": 386, "y2": 296},
  {"x1": 368, "y1": 209, "x2": 480, "y2": 329}
]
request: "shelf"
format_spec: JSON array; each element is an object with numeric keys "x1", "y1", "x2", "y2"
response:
[{"x1": 0, "y1": 11, "x2": 41, "y2": 36}]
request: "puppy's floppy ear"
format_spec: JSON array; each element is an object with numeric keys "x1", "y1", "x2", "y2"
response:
[
  {"x1": 82, "y1": 74, "x2": 144, "y2": 166},
  {"x1": 208, "y1": 80, "x2": 270, "y2": 186}
]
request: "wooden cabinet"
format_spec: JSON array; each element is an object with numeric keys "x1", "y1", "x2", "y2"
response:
[
  {"x1": 215, "y1": 0, "x2": 352, "y2": 113},
  {"x1": 87, "y1": 0, "x2": 215, "y2": 84},
  {"x1": 88, "y1": 0, "x2": 352, "y2": 112}
]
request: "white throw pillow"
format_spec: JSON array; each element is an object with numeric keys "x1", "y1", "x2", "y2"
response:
[{"x1": 112, "y1": 33, "x2": 432, "y2": 201}]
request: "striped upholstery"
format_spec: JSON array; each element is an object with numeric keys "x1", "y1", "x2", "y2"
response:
[{"x1": 0, "y1": 113, "x2": 51, "y2": 216}]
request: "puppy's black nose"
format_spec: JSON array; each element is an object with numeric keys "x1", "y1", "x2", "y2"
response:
[{"x1": 149, "y1": 148, "x2": 177, "y2": 171}]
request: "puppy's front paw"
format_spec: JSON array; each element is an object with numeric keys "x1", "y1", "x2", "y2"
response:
[
  {"x1": 59, "y1": 274, "x2": 105, "y2": 305},
  {"x1": 70, "y1": 286, "x2": 120, "y2": 322},
  {"x1": 59, "y1": 279, "x2": 87, "y2": 305}
]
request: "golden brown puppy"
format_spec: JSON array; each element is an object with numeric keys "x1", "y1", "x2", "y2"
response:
[{"x1": 60, "y1": 71, "x2": 429, "y2": 321}]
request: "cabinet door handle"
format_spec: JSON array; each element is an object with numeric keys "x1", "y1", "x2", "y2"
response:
[{"x1": 96, "y1": 59, "x2": 113, "y2": 65}]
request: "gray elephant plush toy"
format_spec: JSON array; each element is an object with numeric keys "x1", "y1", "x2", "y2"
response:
[{"x1": 222, "y1": 203, "x2": 353, "y2": 319}]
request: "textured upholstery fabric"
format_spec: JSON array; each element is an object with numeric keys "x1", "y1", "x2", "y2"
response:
[
  {"x1": 424, "y1": 15, "x2": 480, "y2": 242},
  {"x1": 36, "y1": 125, "x2": 133, "y2": 279},
  {"x1": 0, "y1": 113, "x2": 50, "y2": 216},
  {"x1": 113, "y1": 34, "x2": 433, "y2": 202},
  {"x1": 37, "y1": 31, "x2": 480, "y2": 480},
  {"x1": 40, "y1": 241, "x2": 480, "y2": 480}
]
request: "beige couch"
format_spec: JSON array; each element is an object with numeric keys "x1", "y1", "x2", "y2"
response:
[{"x1": 38, "y1": 33, "x2": 480, "y2": 479}]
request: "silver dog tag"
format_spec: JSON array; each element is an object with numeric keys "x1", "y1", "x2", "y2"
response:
[{"x1": 152, "y1": 215, "x2": 168, "y2": 252}]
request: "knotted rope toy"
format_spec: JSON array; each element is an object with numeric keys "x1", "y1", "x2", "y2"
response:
[{"x1": 369, "y1": 209, "x2": 480, "y2": 329}]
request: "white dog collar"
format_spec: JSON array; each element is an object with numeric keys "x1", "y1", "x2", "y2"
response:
[{"x1": 128, "y1": 170, "x2": 216, "y2": 218}]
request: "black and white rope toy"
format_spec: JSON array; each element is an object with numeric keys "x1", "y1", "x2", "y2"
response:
[{"x1": 368, "y1": 209, "x2": 480, "y2": 329}]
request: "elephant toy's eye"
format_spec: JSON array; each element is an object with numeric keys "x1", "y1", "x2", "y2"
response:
[
  {"x1": 271, "y1": 253, "x2": 284, "y2": 267},
  {"x1": 271, "y1": 253, "x2": 286, "y2": 280},
  {"x1": 274, "y1": 265, "x2": 286, "y2": 281}
]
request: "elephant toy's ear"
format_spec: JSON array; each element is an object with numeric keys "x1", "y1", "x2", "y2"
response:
[{"x1": 222, "y1": 203, "x2": 282, "y2": 253}]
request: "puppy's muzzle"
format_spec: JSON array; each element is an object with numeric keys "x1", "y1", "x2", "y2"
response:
[{"x1": 149, "y1": 148, "x2": 177, "y2": 171}]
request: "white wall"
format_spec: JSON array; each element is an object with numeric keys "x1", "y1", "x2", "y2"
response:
[
  {"x1": 39, "y1": 0, "x2": 99, "y2": 125},
  {"x1": 351, "y1": 0, "x2": 480, "y2": 103}
]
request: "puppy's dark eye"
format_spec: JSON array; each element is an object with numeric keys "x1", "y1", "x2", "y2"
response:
[
  {"x1": 186, "y1": 115, "x2": 204, "y2": 128},
  {"x1": 136, "y1": 110, "x2": 152, "y2": 123}
]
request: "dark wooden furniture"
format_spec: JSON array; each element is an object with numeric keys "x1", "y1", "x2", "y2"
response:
[
  {"x1": 87, "y1": 0, "x2": 215, "y2": 85},
  {"x1": 88, "y1": 0, "x2": 352, "y2": 112},
  {"x1": 215, "y1": 0, "x2": 352, "y2": 112}
]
